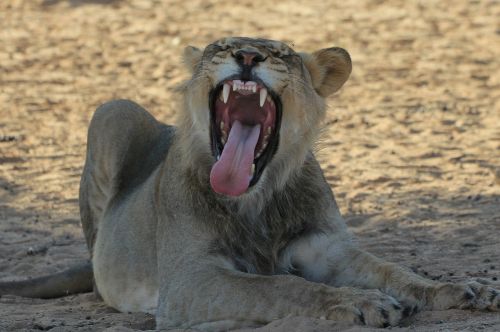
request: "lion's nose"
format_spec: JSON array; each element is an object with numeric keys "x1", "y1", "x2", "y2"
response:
[{"x1": 234, "y1": 50, "x2": 265, "y2": 67}]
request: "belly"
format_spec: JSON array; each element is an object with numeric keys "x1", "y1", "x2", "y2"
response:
[
  {"x1": 96, "y1": 271, "x2": 158, "y2": 313},
  {"x1": 93, "y1": 196, "x2": 159, "y2": 314}
]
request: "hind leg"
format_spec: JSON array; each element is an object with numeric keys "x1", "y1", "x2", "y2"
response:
[
  {"x1": 0, "y1": 100, "x2": 167, "y2": 300},
  {"x1": 79, "y1": 99, "x2": 164, "y2": 256}
]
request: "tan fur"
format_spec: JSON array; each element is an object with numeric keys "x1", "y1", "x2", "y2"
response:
[{"x1": 78, "y1": 37, "x2": 499, "y2": 331}]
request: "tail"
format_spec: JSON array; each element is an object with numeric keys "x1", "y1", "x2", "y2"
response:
[{"x1": 0, "y1": 262, "x2": 93, "y2": 299}]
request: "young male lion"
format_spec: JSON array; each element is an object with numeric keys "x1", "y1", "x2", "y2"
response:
[{"x1": 2, "y1": 37, "x2": 499, "y2": 330}]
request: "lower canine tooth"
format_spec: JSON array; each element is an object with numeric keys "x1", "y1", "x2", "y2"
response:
[
  {"x1": 251, "y1": 163, "x2": 255, "y2": 175},
  {"x1": 223, "y1": 83, "x2": 230, "y2": 103}
]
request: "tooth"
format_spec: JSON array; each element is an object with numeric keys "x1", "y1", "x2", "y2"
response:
[
  {"x1": 217, "y1": 154, "x2": 220, "y2": 160},
  {"x1": 220, "y1": 121, "x2": 224, "y2": 131},
  {"x1": 256, "y1": 151, "x2": 261, "y2": 158},
  {"x1": 251, "y1": 163, "x2": 255, "y2": 175},
  {"x1": 221, "y1": 137, "x2": 226, "y2": 145},
  {"x1": 267, "y1": 127, "x2": 271, "y2": 135},
  {"x1": 267, "y1": 95, "x2": 272, "y2": 103},
  {"x1": 223, "y1": 83, "x2": 230, "y2": 103},
  {"x1": 262, "y1": 141, "x2": 268, "y2": 150},
  {"x1": 260, "y1": 88, "x2": 267, "y2": 107},
  {"x1": 252, "y1": 85, "x2": 257, "y2": 93},
  {"x1": 234, "y1": 80, "x2": 242, "y2": 91}
]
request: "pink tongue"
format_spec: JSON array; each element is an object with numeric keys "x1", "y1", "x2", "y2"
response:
[{"x1": 210, "y1": 120, "x2": 260, "y2": 196}]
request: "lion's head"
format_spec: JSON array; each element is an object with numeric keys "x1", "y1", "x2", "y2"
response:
[{"x1": 180, "y1": 37, "x2": 351, "y2": 197}]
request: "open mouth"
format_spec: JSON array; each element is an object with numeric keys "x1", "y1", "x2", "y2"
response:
[{"x1": 209, "y1": 79, "x2": 282, "y2": 196}]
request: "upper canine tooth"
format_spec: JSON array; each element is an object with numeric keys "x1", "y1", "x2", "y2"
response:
[
  {"x1": 223, "y1": 83, "x2": 230, "y2": 103},
  {"x1": 260, "y1": 88, "x2": 267, "y2": 107}
]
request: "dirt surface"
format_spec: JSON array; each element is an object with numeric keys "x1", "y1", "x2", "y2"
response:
[{"x1": 1, "y1": 0, "x2": 499, "y2": 331}]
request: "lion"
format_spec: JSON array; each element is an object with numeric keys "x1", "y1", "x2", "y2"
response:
[{"x1": 1, "y1": 37, "x2": 498, "y2": 331}]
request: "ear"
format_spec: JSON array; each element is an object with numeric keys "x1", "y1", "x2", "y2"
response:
[
  {"x1": 183, "y1": 46, "x2": 203, "y2": 73},
  {"x1": 300, "y1": 47, "x2": 352, "y2": 97}
]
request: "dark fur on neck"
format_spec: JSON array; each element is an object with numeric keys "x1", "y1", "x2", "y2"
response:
[{"x1": 180, "y1": 151, "x2": 337, "y2": 275}]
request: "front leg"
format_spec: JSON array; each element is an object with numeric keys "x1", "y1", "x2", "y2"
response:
[
  {"x1": 156, "y1": 254, "x2": 405, "y2": 330},
  {"x1": 285, "y1": 232, "x2": 500, "y2": 313}
]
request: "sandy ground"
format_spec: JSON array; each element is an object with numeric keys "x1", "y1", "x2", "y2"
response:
[{"x1": 1, "y1": 0, "x2": 499, "y2": 331}]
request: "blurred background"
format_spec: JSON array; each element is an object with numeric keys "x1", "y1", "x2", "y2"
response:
[{"x1": 0, "y1": 0, "x2": 499, "y2": 331}]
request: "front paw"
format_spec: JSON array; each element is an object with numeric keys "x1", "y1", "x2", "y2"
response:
[
  {"x1": 325, "y1": 288, "x2": 404, "y2": 328},
  {"x1": 430, "y1": 281, "x2": 500, "y2": 311}
]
